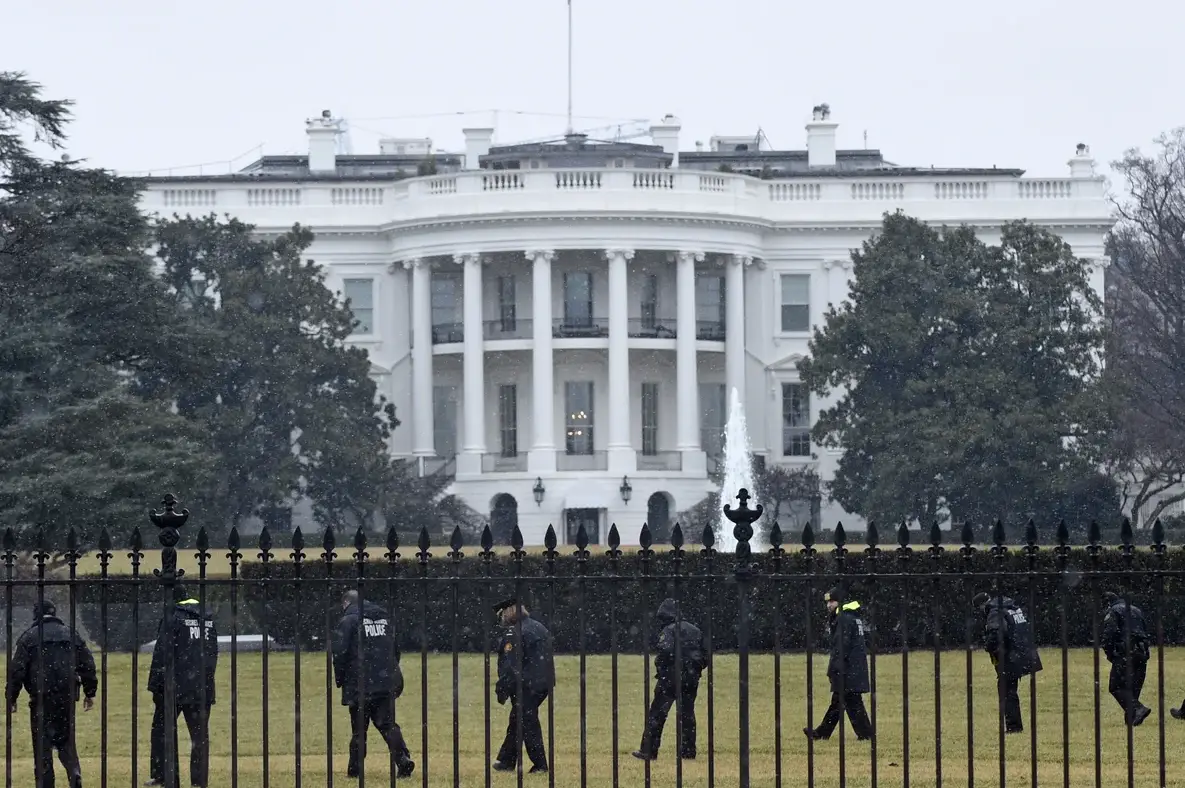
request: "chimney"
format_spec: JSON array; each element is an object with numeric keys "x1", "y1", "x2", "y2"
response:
[
  {"x1": 462, "y1": 128, "x2": 494, "y2": 170},
  {"x1": 306, "y1": 110, "x2": 341, "y2": 174},
  {"x1": 1069, "y1": 142, "x2": 1096, "y2": 178},
  {"x1": 806, "y1": 103, "x2": 838, "y2": 168},
  {"x1": 649, "y1": 114, "x2": 682, "y2": 167}
]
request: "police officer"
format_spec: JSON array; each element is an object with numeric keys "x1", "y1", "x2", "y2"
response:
[
  {"x1": 973, "y1": 592, "x2": 1042, "y2": 733},
  {"x1": 1101, "y1": 591, "x2": 1152, "y2": 726},
  {"x1": 5, "y1": 600, "x2": 96, "y2": 788},
  {"x1": 804, "y1": 587, "x2": 873, "y2": 741},
  {"x1": 633, "y1": 598, "x2": 707, "y2": 761},
  {"x1": 332, "y1": 590, "x2": 414, "y2": 779},
  {"x1": 493, "y1": 597, "x2": 555, "y2": 774},
  {"x1": 147, "y1": 587, "x2": 218, "y2": 788}
]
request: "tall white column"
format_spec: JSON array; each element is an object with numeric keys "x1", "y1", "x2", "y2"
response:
[
  {"x1": 605, "y1": 248, "x2": 635, "y2": 472},
  {"x1": 527, "y1": 249, "x2": 557, "y2": 473},
  {"x1": 405, "y1": 258, "x2": 435, "y2": 459},
  {"x1": 675, "y1": 251, "x2": 705, "y2": 472},
  {"x1": 457, "y1": 253, "x2": 485, "y2": 473},
  {"x1": 825, "y1": 258, "x2": 853, "y2": 308},
  {"x1": 726, "y1": 255, "x2": 748, "y2": 406}
]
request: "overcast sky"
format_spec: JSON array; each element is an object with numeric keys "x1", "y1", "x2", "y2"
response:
[{"x1": 7, "y1": 0, "x2": 1180, "y2": 182}]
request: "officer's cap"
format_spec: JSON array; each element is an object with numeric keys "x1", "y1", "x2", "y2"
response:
[
  {"x1": 493, "y1": 597, "x2": 520, "y2": 614},
  {"x1": 823, "y1": 587, "x2": 844, "y2": 603},
  {"x1": 971, "y1": 592, "x2": 990, "y2": 610},
  {"x1": 1103, "y1": 591, "x2": 1120, "y2": 605}
]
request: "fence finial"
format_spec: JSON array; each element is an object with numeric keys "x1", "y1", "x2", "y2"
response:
[{"x1": 723, "y1": 488, "x2": 763, "y2": 571}]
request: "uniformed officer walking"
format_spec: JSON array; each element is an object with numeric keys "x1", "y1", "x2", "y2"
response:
[
  {"x1": 633, "y1": 598, "x2": 707, "y2": 761},
  {"x1": 1101, "y1": 591, "x2": 1152, "y2": 726},
  {"x1": 493, "y1": 598, "x2": 555, "y2": 774},
  {"x1": 5, "y1": 600, "x2": 96, "y2": 788},
  {"x1": 146, "y1": 587, "x2": 218, "y2": 788},
  {"x1": 804, "y1": 587, "x2": 874, "y2": 742},
  {"x1": 973, "y1": 592, "x2": 1042, "y2": 733},
  {"x1": 332, "y1": 590, "x2": 415, "y2": 779}
]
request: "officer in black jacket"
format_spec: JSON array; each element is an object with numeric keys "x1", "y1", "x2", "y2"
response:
[
  {"x1": 493, "y1": 597, "x2": 555, "y2": 774},
  {"x1": 804, "y1": 587, "x2": 873, "y2": 741},
  {"x1": 633, "y1": 598, "x2": 707, "y2": 761},
  {"x1": 5, "y1": 600, "x2": 96, "y2": 788},
  {"x1": 332, "y1": 590, "x2": 414, "y2": 779},
  {"x1": 974, "y1": 592, "x2": 1042, "y2": 733},
  {"x1": 1101, "y1": 591, "x2": 1152, "y2": 726},
  {"x1": 147, "y1": 588, "x2": 218, "y2": 788}
]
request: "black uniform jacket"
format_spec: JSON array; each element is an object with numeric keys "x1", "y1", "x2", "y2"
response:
[
  {"x1": 653, "y1": 598, "x2": 707, "y2": 688},
  {"x1": 1102, "y1": 599, "x2": 1151, "y2": 664},
  {"x1": 333, "y1": 600, "x2": 404, "y2": 705},
  {"x1": 981, "y1": 597, "x2": 1043, "y2": 678},
  {"x1": 496, "y1": 615, "x2": 556, "y2": 701},
  {"x1": 6, "y1": 615, "x2": 97, "y2": 706},
  {"x1": 827, "y1": 601, "x2": 870, "y2": 694},
  {"x1": 148, "y1": 600, "x2": 219, "y2": 706}
]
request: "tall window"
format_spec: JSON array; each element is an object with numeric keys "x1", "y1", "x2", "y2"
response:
[
  {"x1": 780, "y1": 274, "x2": 810, "y2": 332},
  {"x1": 431, "y1": 273, "x2": 461, "y2": 327},
  {"x1": 782, "y1": 383, "x2": 811, "y2": 456},
  {"x1": 498, "y1": 276, "x2": 516, "y2": 332},
  {"x1": 641, "y1": 383, "x2": 659, "y2": 455},
  {"x1": 640, "y1": 275, "x2": 659, "y2": 330},
  {"x1": 499, "y1": 385, "x2": 518, "y2": 457},
  {"x1": 433, "y1": 385, "x2": 458, "y2": 457},
  {"x1": 565, "y1": 381, "x2": 594, "y2": 455},
  {"x1": 563, "y1": 272, "x2": 594, "y2": 326},
  {"x1": 700, "y1": 383, "x2": 727, "y2": 458},
  {"x1": 696, "y1": 274, "x2": 725, "y2": 325},
  {"x1": 342, "y1": 279, "x2": 374, "y2": 334}
]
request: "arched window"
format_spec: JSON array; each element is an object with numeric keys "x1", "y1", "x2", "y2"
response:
[
  {"x1": 647, "y1": 492, "x2": 673, "y2": 544},
  {"x1": 490, "y1": 494, "x2": 518, "y2": 545}
]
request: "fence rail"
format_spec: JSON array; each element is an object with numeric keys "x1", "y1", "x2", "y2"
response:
[{"x1": 3, "y1": 490, "x2": 1183, "y2": 787}]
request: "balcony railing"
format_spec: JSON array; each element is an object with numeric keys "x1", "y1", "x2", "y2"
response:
[
  {"x1": 552, "y1": 317, "x2": 609, "y2": 339},
  {"x1": 557, "y1": 450, "x2": 608, "y2": 471},
  {"x1": 481, "y1": 453, "x2": 527, "y2": 472},
  {"x1": 627, "y1": 318, "x2": 677, "y2": 339},
  {"x1": 636, "y1": 451, "x2": 683, "y2": 471},
  {"x1": 483, "y1": 318, "x2": 533, "y2": 341},
  {"x1": 696, "y1": 320, "x2": 726, "y2": 341},
  {"x1": 431, "y1": 322, "x2": 464, "y2": 344}
]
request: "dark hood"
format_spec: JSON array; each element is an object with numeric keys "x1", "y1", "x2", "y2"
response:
[
  {"x1": 344, "y1": 600, "x2": 389, "y2": 619},
  {"x1": 657, "y1": 598, "x2": 680, "y2": 626},
  {"x1": 176, "y1": 600, "x2": 214, "y2": 620},
  {"x1": 983, "y1": 596, "x2": 1015, "y2": 615}
]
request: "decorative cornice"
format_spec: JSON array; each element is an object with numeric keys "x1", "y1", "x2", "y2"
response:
[
  {"x1": 524, "y1": 249, "x2": 556, "y2": 263},
  {"x1": 667, "y1": 250, "x2": 706, "y2": 264},
  {"x1": 452, "y1": 252, "x2": 483, "y2": 266},
  {"x1": 729, "y1": 254, "x2": 754, "y2": 268},
  {"x1": 822, "y1": 258, "x2": 854, "y2": 271},
  {"x1": 400, "y1": 257, "x2": 424, "y2": 270},
  {"x1": 603, "y1": 248, "x2": 636, "y2": 262}
]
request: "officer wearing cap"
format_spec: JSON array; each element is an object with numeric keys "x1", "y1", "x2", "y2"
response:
[
  {"x1": 5, "y1": 599, "x2": 96, "y2": 788},
  {"x1": 973, "y1": 591, "x2": 1042, "y2": 733},
  {"x1": 804, "y1": 587, "x2": 873, "y2": 742},
  {"x1": 492, "y1": 597, "x2": 555, "y2": 774},
  {"x1": 146, "y1": 586, "x2": 218, "y2": 788},
  {"x1": 1101, "y1": 591, "x2": 1152, "y2": 726}
]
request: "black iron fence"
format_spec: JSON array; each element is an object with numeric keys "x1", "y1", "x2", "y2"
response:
[{"x1": 4, "y1": 489, "x2": 1185, "y2": 787}]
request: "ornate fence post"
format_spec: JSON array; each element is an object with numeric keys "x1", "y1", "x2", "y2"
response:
[
  {"x1": 150, "y1": 493, "x2": 189, "y2": 788},
  {"x1": 722, "y1": 488, "x2": 762, "y2": 788}
]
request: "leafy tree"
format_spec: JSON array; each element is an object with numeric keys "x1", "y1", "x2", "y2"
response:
[
  {"x1": 0, "y1": 72, "x2": 217, "y2": 546},
  {"x1": 150, "y1": 215, "x2": 401, "y2": 534},
  {"x1": 799, "y1": 213, "x2": 1107, "y2": 527},
  {"x1": 1105, "y1": 129, "x2": 1185, "y2": 526}
]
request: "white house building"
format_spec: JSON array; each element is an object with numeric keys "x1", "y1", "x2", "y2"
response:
[{"x1": 138, "y1": 106, "x2": 1113, "y2": 545}]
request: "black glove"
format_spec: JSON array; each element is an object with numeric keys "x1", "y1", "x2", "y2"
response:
[{"x1": 496, "y1": 684, "x2": 509, "y2": 705}]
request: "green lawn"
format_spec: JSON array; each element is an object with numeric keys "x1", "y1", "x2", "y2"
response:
[{"x1": 4, "y1": 649, "x2": 1183, "y2": 787}]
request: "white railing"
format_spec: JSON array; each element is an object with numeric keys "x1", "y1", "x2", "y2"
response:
[{"x1": 143, "y1": 168, "x2": 1108, "y2": 228}]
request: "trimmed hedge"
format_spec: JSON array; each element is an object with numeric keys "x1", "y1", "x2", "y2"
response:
[{"x1": 68, "y1": 547, "x2": 1185, "y2": 653}]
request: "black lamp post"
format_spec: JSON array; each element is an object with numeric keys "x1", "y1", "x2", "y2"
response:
[
  {"x1": 619, "y1": 475, "x2": 632, "y2": 504},
  {"x1": 533, "y1": 477, "x2": 545, "y2": 506}
]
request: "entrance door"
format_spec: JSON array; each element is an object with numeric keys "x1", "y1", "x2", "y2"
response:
[{"x1": 564, "y1": 508, "x2": 600, "y2": 545}]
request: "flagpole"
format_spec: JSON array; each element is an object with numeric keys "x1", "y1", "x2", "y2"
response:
[{"x1": 566, "y1": 0, "x2": 573, "y2": 134}]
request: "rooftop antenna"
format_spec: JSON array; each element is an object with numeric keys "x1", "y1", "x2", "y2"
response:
[{"x1": 566, "y1": 0, "x2": 574, "y2": 134}]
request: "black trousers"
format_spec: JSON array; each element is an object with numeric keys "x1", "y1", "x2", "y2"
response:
[
  {"x1": 348, "y1": 694, "x2": 412, "y2": 776},
  {"x1": 149, "y1": 695, "x2": 210, "y2": 788},
  {"x1": 29, "y1": 701, "x2": 82, "y2": 788},
  {"x1": 496, "y1": 690, "x2": 548, "y2": 769},
  {"x1": 640, "y1": 676, "x2": 700, "y2": 757},
  {"x1": 997, "y1": 674, "x2": 1023, "y2": 732},
  {"x1": 1108, "y1": 658, "x2": 1149, "y2": 720},
  {"x1": 814, "y1": 691, "x2": 873, "y2": 739}
]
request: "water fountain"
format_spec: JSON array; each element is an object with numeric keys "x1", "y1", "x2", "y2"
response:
[{"x1": 717, "y1": 386, "x2": 759, "y2": 552}]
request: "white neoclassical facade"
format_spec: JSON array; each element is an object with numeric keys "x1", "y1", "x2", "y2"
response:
[{"x1": 139, "y1": 107, "x2": 1113, "y2": 545}]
